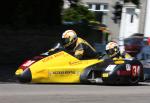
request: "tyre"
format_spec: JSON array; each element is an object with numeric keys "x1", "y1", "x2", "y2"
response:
[{"x1": 128, "y1": 65, "x2": 142, "y2": 85}]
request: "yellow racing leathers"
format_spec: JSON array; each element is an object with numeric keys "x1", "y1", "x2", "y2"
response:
[
  {"x1": 68, "y1": 37, "x2": 99, "y2": 60},
  {"x1": 112, "y1": 51, "x2": 133, "y2": 62}
]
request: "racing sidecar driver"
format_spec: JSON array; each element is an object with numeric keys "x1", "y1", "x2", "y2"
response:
[{"x1": 61, "y1": 30, "x2": 99, "y2": 60}]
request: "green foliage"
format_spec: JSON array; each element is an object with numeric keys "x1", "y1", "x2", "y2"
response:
[{"x1": 62, "y1": 5, "x2": 96, "y2": 22}]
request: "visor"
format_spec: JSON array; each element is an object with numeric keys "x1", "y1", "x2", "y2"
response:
[
  {"x1": 62, "y1": 38, "x2": 70, "y2": 45},
  {"x1": 62, "y1": 38, "x2": 71, "y2": 47},
  {"x1": 106, "y1": 48, "x2": 115, "y2": 55}
]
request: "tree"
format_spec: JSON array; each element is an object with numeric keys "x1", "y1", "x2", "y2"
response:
[{"x1": 62, "y1": 4, "x2": 96, "y2": 22}]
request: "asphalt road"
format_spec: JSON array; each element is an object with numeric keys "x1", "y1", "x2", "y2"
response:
[{"x1": 0, "y1": 82, "x2": 150, "y2": 103}]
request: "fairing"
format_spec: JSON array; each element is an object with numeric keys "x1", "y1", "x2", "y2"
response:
[{"x1": 15, "y1": 51, "x2": 102, "y2": 83}]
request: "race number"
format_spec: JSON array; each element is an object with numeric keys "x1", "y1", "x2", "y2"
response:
[{"x1": 131, "y1": 65, "x2": 140, "y2": 77}]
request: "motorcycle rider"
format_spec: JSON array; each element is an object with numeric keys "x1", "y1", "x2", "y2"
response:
[
  {"x1": 105, "y1": 41, "x2": 132, "y2": 61},
  {"x1": 61, "y1": 29, "x2": 99, "y2": 59}
]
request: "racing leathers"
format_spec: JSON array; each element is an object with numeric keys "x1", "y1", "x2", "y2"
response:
[
  {"x1": 112, "y1": 51, "x2": 132, "y2": 61},
  {"x1": 65, "y1": 37, "x2": 99, "y2": 60}
]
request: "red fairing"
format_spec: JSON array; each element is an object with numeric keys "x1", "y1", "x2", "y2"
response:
[
  {"x1": 19, "y1": 55, "x2": 45, "y2": 70},
  {"x1": 117, "y1": 70, "x2": 131, "y2": 76},
  {"x1": 20, "y1": 60, "x2": 35, "y2": 70}
]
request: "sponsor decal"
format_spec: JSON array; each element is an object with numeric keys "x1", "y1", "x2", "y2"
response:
[
  {"x1": 53, "y1": 52, "x2": 65, "y2": 57},
  {"x1": 42, "y1": 56, "x2": 54, "y2": 62},
  {"x1": 114, "y1": 60, "x2": 124, "y2": 64},
  {"x1": 22, "y1": 60, "x2": 35, "y2": 67},
  {"x1": 105, "y1": 65, "x2": 116, "y2": 72},
  {"x1": 49, "y1": 71, "x2": 80, "y2": 75},
  {"x1": 52, "y1": 71, "x2": 76, "y2": 74},
  {"x1": 126, "y1": 64, "x2": 131, "y2": 71},
  {"x1": 102, "y1": 73, "x2": 109, "y2": 77},
  {"x1": 42, "y1": 52, "x2": 65, "y2": 62},
  {"x1": 69, "y1": 61, "x2": 82, "y2": 65}
]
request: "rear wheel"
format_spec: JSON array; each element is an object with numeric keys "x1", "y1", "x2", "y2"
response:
[
  {"x1": 128, "y1": 76, "x2": 139, "y2": 85},
  {"x1": 128, "y1": 65, "x2": 142, "y2": 85}
]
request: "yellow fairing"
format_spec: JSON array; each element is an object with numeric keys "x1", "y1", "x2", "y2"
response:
[
  {"x1": 15, "y1": 68, "x2": 23, "y2": 76},
  {"x1": 29, "y1": 51, "x2": 101, "y2": 83}
]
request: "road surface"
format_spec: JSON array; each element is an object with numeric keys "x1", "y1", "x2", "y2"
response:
[{"x1": 0, "y1": 82, "x2": 150, "y2": 103}]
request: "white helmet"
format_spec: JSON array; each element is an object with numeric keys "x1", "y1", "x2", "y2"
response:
[
  {"x1": 106, "y1": 41, "x2": 120, "y2": 58},
  {"x1": 62, "y1": 30, "x2": 78, "y2": 48}
]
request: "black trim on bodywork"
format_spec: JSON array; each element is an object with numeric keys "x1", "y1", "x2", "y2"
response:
[
  {"x1": 80, "y1": 58, "x2": 144, "y2": 85},
  {"x1": 80, "y1": 59, "x2": 113, "y2": 83},
  {"x1": 102, "y1": 59, "x2": 144, "y2": 85}
]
